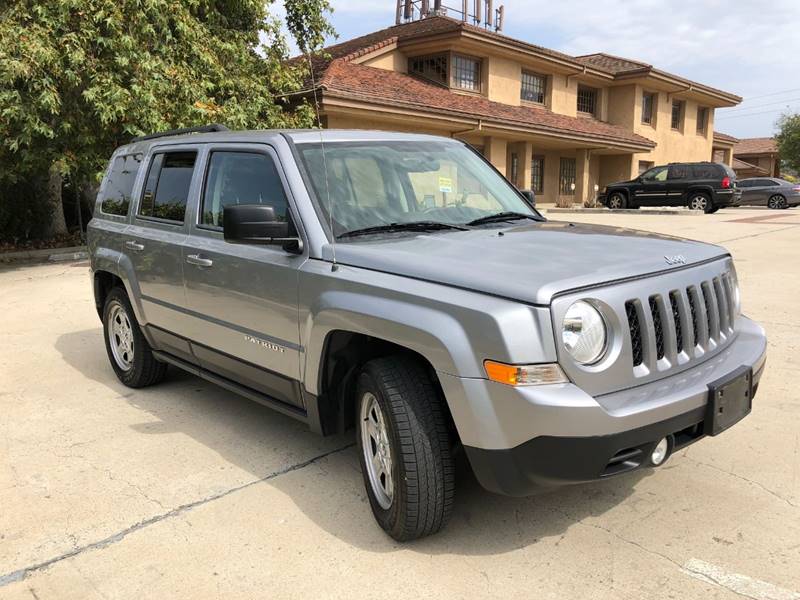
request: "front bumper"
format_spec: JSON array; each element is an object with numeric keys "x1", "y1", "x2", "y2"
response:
[{"x1": 438, "y1": 316, "x2": 766, "y2": 496}]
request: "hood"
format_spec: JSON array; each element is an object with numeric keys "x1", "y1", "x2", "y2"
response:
[{"x1": 323, "y1": 221, "x2": 728, "y2": 305}]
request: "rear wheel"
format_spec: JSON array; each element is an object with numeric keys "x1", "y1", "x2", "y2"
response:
[
  {"x1": 103, "y1": 287, "x2": 167, "y2": 388},
  {"x1": 607, "y1": 192, "x2": 627, "y2": 209},
  {"x1": 356, "y1": 356, "x2": 455, "y2": 541},
  {"x1": 768, "y1": 194, "x2": 787, "y2": 209},
  {"x1": 688, "y1": 192, "x2": 712, "y2": 213}
]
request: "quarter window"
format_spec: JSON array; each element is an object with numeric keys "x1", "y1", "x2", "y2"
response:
[
  {"x1": 559, "y1": 157, "x2": 577, "y2": 195},
  {"x1": 531, "y1": 156, "x2": 545, "y2": 193},
  {"x1": 696, "y1": 106, "x2": 709, "y2": 134},
  {"x1": 452, "y1": 55, "x2": 481, "y2": 91},
  {"x1": 671, "y1": 100, "x2": 684, "y2": 130},
  {"x1": 139, "y1": 152, "x2": 197, "y2": 223},
  {"x1": 101, "y1": 154, "x2": 142, "y2": 216},
  {"x1": 577, "y1": 85, "x2": 598, "y2": 115},
  {"x1": 521, "y1": 71, "x2": 546, "y2": 104},
  {"x1": 642, "y1": 91, "x2": 656, "y2": 125},
  {"x1": 201, "y1": 152, "x2": 288, "y2": 228}
]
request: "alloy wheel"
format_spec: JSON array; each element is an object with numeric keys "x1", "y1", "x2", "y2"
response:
[
  {"x1": 608, "y1": 194, "x2": 623, "y2": 209},
  {"x1": 360, "y1": 391, "x2": 394, "y2": 509},
  {"x1": 768, "y1": 195, "x2": 786, "y2": 209},
  {"x1": 689, "y1": 195, "x2": 708, "y2": 211},
  {"x1": 108, "y1": 301, "x2": 135, "y2": 371}
]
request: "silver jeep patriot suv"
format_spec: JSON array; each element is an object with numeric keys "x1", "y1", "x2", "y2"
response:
[{"x1": 88, "y1": 127, "x2": 767, "y2": 541}]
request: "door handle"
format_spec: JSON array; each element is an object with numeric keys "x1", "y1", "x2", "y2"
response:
[
  {"x1": 125, "y1": 240, "x2": 145, "y2": 252},
  {"x1": 186, "y1": 254, "x2": 213, "y2": 268}
]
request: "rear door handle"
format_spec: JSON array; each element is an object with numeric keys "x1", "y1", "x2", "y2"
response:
[
  {"x1": 125, "y1": 241, "x2": 145, "y2": 252},
  {"x1": 186, "y1": 254, "x2": 213, "y2": 268}
]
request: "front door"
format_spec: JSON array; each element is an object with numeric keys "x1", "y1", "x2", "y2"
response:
[
  {"x1": 633, "y1": 165, "x2": 669, "y2": 206},
  {"x1": 125, "y1": 147, "x2": 200, "y2": 363},
  {"x1": 181, "y1": 145, "x2": 305, "y2": 409}
]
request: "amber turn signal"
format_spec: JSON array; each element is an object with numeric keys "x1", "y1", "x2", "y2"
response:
[{"x1": 484, "y1": 361, "x2": 568, "y2": 386}]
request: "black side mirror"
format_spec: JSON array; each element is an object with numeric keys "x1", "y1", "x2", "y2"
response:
[
  {"x1": 519, "y1": 189, "x2": 536, "y2": 207},
  {"x1": 223, "y1": 204, "x2": 302, "y2": 252}
]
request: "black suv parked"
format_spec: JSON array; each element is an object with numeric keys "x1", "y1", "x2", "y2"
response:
[{"x1": 599, "y1": 162, "x2": 740, "y2": 213}]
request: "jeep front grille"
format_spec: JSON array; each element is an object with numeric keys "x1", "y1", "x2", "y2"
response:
[{"x1": 624, "y1": 272, "x2": 736, "y2": 372}]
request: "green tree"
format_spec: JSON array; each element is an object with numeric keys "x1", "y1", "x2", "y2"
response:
[
  {"x1": 776, "y1": 112, "x2": 800, "y2": 175},
  {"x1": 0, "y1": 0, "x2": 333, "y2": 238}
]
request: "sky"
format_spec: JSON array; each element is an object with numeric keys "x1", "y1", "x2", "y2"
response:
[{"x1": 274, "y1": 0, "x2": 800, "y2": 139}]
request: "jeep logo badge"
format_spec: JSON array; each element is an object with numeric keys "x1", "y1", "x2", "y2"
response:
[{"x1": 664, "y1": 255, "x2": 686, "y2": 265}]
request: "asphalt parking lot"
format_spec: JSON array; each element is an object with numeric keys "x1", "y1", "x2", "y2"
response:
[{"x1": 2, "y1": 208, "x2": 799, "y2": 599}]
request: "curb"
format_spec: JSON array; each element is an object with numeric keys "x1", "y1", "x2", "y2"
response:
[
  {"x1": 0, "y1": 245, "x2": 88, "y2": 263},
  {"x1": 542, "y1": 207, "x2": 703, "y2": 216}
]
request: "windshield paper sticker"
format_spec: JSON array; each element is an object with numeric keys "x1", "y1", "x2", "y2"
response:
[{"x1": 438, "y1": 177, "x2": 453, "y2": 193}]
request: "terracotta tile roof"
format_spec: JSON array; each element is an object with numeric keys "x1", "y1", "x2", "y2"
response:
[
  {"x1": 734, "y1": 137, "x2": 777, "y2": 155},
  {"x1": 713, "y1": 131, "x2": 739, "y2": 144},
  {"x1": 575, "y1": 53, "x2": 650, "y2": 74},
  {"x1": 320, "y1": 60, "x2": 654, "y2": 148},
  {"x1": 732, "y1": 157, "x2": 769, "y2": 174}
]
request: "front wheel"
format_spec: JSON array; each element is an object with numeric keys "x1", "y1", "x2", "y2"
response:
[
  {"x1": 356, "y1": 356, "x2": 455, "y2": 541},
  {"x1": 607, "y1": 192, "x2": 627, "y2": 209}
]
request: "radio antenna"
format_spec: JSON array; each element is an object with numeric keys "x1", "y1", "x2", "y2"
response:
[{"x1": 305, "y1": 51, "x2": 337, "y2": 270}]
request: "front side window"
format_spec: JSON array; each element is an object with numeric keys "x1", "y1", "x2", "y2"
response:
[
  {"x1": 642, "y1": 91, "x2": 656, "y2": 125},
  {"x1": 697, "y1": 106, "x2": 709, "y2": 134},
  {"x1": 521, "y1": 71, "x2": 546, "y2": 104},
  {"x1": 452, "y1": 55, "x2": 481, "y2": 91},
  {"x1": 201, "y1": 152, "x2": 288, "y2": 228},
  {"x1": 531, "y1": 156, "x2": 545, "y2": 193},
  {"x1": 409, "y1": 54, "x2": 448, "y2": 85},
  {"x1": 139, "y1": 151, "x2": 197, "y2": 223},
  {"x1": 559, "y1": 157, "x2": 577, "y2": 195},
  {"x1": 101, "y1": 154, "x2": 142, "y2": 216},
  {"x1": 671, "y1": 100, "x2": 684, "y2": 130},
  {"x1": 642, "y1": 166, "x2": 668, "y2": 182},
  {"x1": 295, "y1": 141, "x2": 536, "y2": 238},
  {"x1": 577, "y1": 85, "x2": 597, "y2": 115}
]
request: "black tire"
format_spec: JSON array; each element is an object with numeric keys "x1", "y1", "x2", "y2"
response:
[
  {"x1": 607, "y1": 192, "x2": 627, "y2": 209},
  {"x1": 688, "y1": 192, "x2": 712, "y2": 213},
  {"x1": 767, "y1": 194, "x2": 787, "y2": 209},
  {"x1": 355, "y1": 356, "x2": 455, "y2": 541},
  {"x1": 102, "y1": 286, "x2": 167, "y2": 388},
  {"x1": 707, "y1": 206, "x2": 720, "y2": 214}
]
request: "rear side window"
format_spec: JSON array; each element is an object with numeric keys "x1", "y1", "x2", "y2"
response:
[
  {"x1": 691, "y1": 164, "x2": 719, "y2": 179},
  {"x1": 101, "y1": 154, "x2": 142, "y2": 216},
  {"x1": 139, "y1": 151, "x2": 197, "y2": 223},
  {"x1": 667, "y1": 165, "x2": 689, "y2": 180},
  {"x1": 201, "y1": 152, "x2": 288, "y2": 228}
]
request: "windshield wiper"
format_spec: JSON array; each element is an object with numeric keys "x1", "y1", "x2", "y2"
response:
[
  {"x1": 337, "y1": 221, "x2": 469, "y2": 239},
  {"x1": 466, "y1": 212, "x2": 540, "y2": 226}
]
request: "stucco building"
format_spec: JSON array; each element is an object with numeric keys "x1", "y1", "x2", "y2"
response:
[{"x1": 293, "y1": 9, "x2": 741, "y2": 205}]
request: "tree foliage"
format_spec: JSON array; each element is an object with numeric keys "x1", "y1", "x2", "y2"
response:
[
  {"x1": 0, "y1": 0, "x2": 334, "y2": 187},
  {"x1": 776, "y1": 113, "x2": 800, "y2": 174}
]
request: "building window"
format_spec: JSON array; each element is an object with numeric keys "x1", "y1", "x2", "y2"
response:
[
  {"x1": 452, "y1": 55, "x2": 481, "y2": 91},
  {"x1": 409, "y1": 54, "x2": 448, "y2": 86},
  {"x1": 642, "y1": 91, "x2": 656, "y2": 125},
  {"x1": 638, "y1": 160, "x2": 654, "y2": 175},
  {"x1": 521, "y1": 71, "x2": 546, "y2": 104},
  {"x1": 671, "y1": 100, "x2": 684, "y2": 130},
  {"x1": 696, "y1": 106, "x2": 709, "y2": 134},
  {"x1": 531, "y1": 156, "x2": 544, "y2": 193},
  {"x1": 559, "y1": 157, "x2": 576, "y2": 195},
  {"x1": 577, "y1": 85, "x2": 598, "y2": 116}
]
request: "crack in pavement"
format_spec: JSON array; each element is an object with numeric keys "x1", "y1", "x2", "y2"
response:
[
  {"x1": 0, "y1": 443, "x2": 354, "y2": 588},
  {"x1": 684, "y1": 457, "x2": 798, "y2": 508}
]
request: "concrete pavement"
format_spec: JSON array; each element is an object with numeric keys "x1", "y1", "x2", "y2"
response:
[{"x1": 1, "y1": 209, "x2": 799, "y2": 599}]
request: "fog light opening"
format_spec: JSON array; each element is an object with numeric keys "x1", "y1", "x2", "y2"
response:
[{"x1": 650, "y1": 436, "x2": 672, "y2": 466}]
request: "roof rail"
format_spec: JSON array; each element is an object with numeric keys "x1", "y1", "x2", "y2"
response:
[{"x1": 131, "y1": 124, "x2": 230, "y2": 143}]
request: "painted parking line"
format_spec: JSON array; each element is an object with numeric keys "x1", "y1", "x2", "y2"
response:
[
  {"x1": 683, "y1": 558, "x2": 800, "y2": 600},
  {"x1": 727, "y1": 213, "x2": 800, "y2": 224}
]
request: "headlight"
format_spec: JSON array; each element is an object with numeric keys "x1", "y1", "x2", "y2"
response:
[{"x1": 562, "y1": 300, "x2": 607, "y2": 365}]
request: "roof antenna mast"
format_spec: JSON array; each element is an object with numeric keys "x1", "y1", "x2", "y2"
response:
[{"x1": 305, "y1": 52, "x2": 337, "y2": 271}]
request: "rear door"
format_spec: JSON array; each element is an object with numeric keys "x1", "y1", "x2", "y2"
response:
[
  {"x1": 633, "y1": 166, "x2": 668, "y2": 206},
  {"x1": 125, "y1": 147, "x2": 200, "y2": 363},
  {"x1": 738, "y1": 179, "x2": 761, "y2": 205},
  {"x1": 665, "y1": 164, "x2": 691, "y2": 206},
  {"x1": 180, "y1": 144, "x2": 306, "y2": 409}
]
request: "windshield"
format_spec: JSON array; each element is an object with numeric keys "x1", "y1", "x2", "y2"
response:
[{"x1": 295, "y1": 140, "x2": 538, "y2": 239}]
